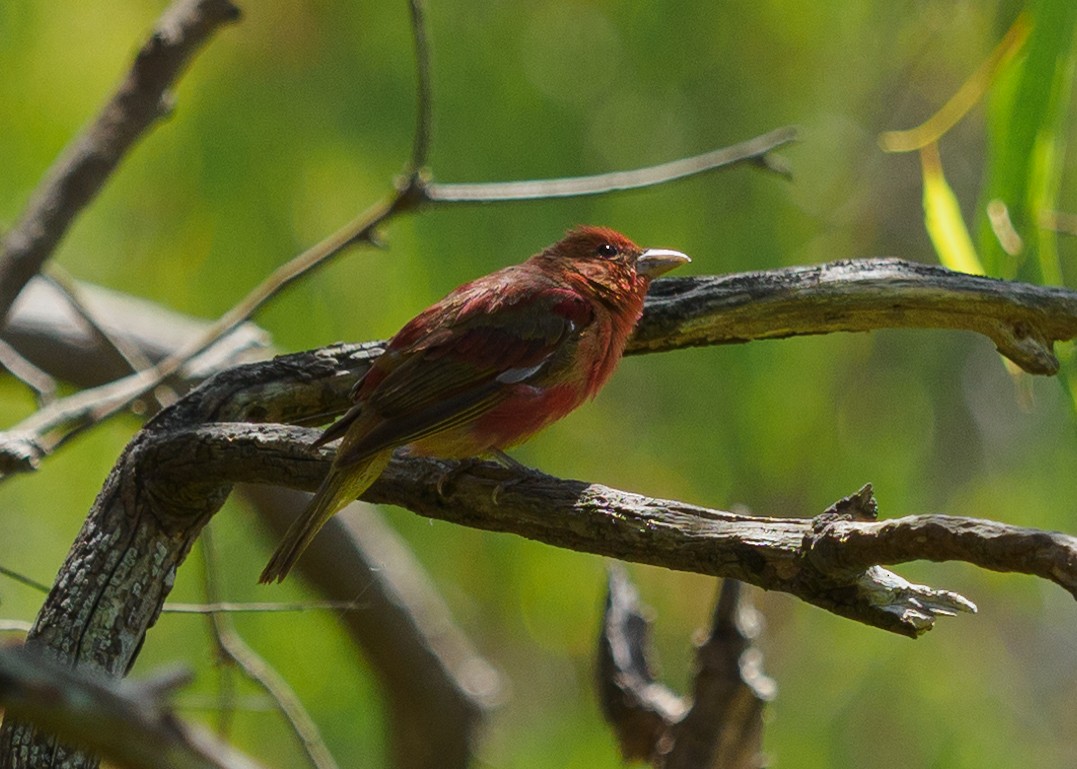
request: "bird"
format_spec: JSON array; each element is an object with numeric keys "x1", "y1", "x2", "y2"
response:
[{"x1": 259, "y1": 226, "x2": 690, "y2": 583}]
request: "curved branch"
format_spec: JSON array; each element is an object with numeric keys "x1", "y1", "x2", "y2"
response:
[
  {"x1": 6, "y1": 259, "x2": 1077, "y2": 761},
  {"x1": 634, "y1": 258, "x2": 1077, "y2": 375},
  {"x1": 6, "y1": 256, "x2": 1074, "y2": 479},
  {"x1": 145, "y1": 423, "x2": 1011, "y2": 637},
  {"x1": 423, "y1": 127, "x2": 797, "y2": 203},
  {"x1": 0, "y1": 0, "x2": 241, "y2": 326}
]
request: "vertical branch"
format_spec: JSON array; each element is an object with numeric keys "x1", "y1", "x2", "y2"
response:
[{"x1": 406, "y1": 0, "x2": 433, "y2": 172}]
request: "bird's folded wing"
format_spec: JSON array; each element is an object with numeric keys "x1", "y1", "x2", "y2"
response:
[{"x1": 332, "y1": 289, "x2": 593, "y2": 466}]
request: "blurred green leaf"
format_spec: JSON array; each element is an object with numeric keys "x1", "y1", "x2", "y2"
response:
[
  {"x1": 921, "y1": 143, "x2": 985, "y2": 274},
  {"x1": 979, "y1": 0, "x2": 1077, "y2": 281}
]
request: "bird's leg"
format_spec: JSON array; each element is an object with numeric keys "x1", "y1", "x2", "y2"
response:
[{"x1": 432, "y1": 451, "x2": 538, "y2": 503}]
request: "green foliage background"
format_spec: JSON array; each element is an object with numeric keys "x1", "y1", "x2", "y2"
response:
[{"x1": 1, "y1": 1, "x2": 1076, "y2": 767}]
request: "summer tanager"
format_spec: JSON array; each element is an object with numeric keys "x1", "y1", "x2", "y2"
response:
[{"x1": 260, "y1": 226, "x2": 689, "y2": 583}]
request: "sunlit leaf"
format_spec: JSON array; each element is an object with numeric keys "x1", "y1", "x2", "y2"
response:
[
  {"x1": 978, "y1": 0, "x2": 1077, "y2": 281},
  {"x1": 920, "y1": 144, "x2": 984, "y2": 275}
]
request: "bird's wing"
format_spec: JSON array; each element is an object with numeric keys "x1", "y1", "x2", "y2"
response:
[{"x1": 331, "y1": 286, "x2": 594, "y2": 466}]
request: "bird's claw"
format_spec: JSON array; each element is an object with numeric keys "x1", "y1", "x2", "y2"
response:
[
  {"x1": 435, "y1": 459, "x2": 479, "y2": 501},
  {"x1": 434, "y1": 452, "x2": 535, "y2": 504},
  {"x1": 491, "y1": 475, "x2": 524, "y2": 505}
]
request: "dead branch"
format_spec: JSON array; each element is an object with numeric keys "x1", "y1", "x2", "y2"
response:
[
  {"x1": 663, "y1": 580, "x2": 774, "y2": 769},
  {"x1": 0, "y1": 0, "x2": 240, "y2": 326},
  {"x1": 0, "y1": 646, "x2": 264, "y2": 769},
  {"x1": 3, "y1": 257, "x2": 1075, "y2": 480},
  {"x1": 597, "y1": 572, "x2": 774, "y2": 769},
  {"x1": 4, "y1": 266, "x2": 1076, "y2": 763}
]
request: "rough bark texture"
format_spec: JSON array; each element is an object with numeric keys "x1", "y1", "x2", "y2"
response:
[{"x1": 3, "y1": 261, "x2": 1077, "y2": 766}]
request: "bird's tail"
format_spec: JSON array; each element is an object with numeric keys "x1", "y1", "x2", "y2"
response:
[{"x1": 259, "y1": 449, "x2": 392, "y2": 584}]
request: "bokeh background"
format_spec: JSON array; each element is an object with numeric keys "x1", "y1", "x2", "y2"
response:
[{"x1": 2, "y1": 1, "x2": 1076, "y2": 767}]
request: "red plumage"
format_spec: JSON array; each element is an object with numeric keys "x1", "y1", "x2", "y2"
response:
[{"x1": 260, "y1": 226, "x2": 689, "y2": 582}]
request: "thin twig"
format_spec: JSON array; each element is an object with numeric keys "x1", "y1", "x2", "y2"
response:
[
  {"x1": 0, "y1": 338, "x2": 56, "y2": 405},
  {"x1": 0, "y1": 564, "x2": 52, "y2": 594},
  {"x1": 3, "y1": 192, "x2": 406, "y2": 464},
  {"x1": 44, "y1": 267, "x2": 157, "y2": 375},
  {"x1": 0, "y1": 561, "x2": 363, "y2": 614},
  {"x1": 0, "y1": 124, "x2": 796, "y2": 476},
  {"x1": 201, "y1": 527, "x2": 341, "y2": 769},
  {"x1": 0, "y1": 0, "x2": 241, "y2": 326},
  {"x1": 423, "y1": 126, "x2": 798, "y2": 202},
  {"x1": 407, "y1": 0, "x2": 433, "y2": 171},
  {"x1": 163, "y1": 601, "x2": 366, "y2": 614}
]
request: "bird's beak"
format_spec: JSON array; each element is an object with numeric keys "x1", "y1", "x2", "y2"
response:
[{"x1": 636, "y1": 248, "x2": 691, "y2": 278}]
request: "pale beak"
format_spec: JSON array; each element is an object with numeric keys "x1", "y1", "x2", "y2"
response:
[{"x1": 636, "y1": 248, "x2": 691, "y2": 278}]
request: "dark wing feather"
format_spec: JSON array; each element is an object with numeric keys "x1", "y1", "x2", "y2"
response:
[{"x1": 332, "y1": 285, "x2": 593, "y2": 466}]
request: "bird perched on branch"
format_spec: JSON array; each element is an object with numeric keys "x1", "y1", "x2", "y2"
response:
[{"x1": 260, "y1": 226, "x2": 689, "y2": 583}]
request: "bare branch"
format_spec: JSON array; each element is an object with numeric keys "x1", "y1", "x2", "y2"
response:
[
  {"x1": 6, "y1": 256, "x2": 1073, "y2": 480},
  {"x1": 0, "y1": 0, "x2": 241, "y2": 326},
  {"x1": 154, "y1": 425, "x2": 989, "y2": 636},
  {"x1": 43, "y1": 268, "x2": 157, "y2": 377},
  {"x1": 597, "y1": 567, "x2": 686, "y2": 763},
  {"x1": 598, "y1": 574, "x2": 775, "y2": 769},
  {"x1": 406, "y1": 0, "x2": 433, "y2": 171},
  {"x1": 0, "y1": 647, "x2": 265, "y2": 769},
  {"x1": 1, "y1": 279, "x2": 494, "y2": 769},
  {"x1": 632, "y1": 258, "x2": 1077, "y2": 375},
  {"x1": 2, "y1": 277, "x2": 268, "y2": 388},
  {"x1": 664, "y1": 580, "x2": 775, "y2": 769},
  {"x1": 0, "y1": 339, "x2": 56, "y2": 405},
  {"x1": 423, "y1": 127, "x2": 797, "y2": 203},
  {"x1": 5, "y1": 265, "x2": 1077, "y2": 761}
]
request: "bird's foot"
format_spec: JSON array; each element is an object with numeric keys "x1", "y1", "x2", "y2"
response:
[
  {"x1": 488, "y1": 450, "x2": 533, "y2": 504},
  {"x1": 435, "y1": 457, "x2": 483, "y2": 501},
  {"x1": 433, "y1": 451, "x2": 537, "y2": 504}
]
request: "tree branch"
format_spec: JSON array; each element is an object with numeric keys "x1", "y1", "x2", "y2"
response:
[
  {"x1": 0, "y1": 287, "x2": 494, "y2": 769},
  {"x1": 633, "y1": 258, "x2": 1077, "y2": 375},
  {"x1": 663, "y1": 580, "x2": 774, "y2": 769},
  {"x1": 0, "y1": 0, "x2": 241, "y2": 326},
  {"x1": 5, "y1": 257, "x2": 1074, "y2": 479},
  {"x1": 142, "y1": 424, "x2": 999, "y2": 637},
  {"x1": 4, "y1": 259, "x2": 1077, "y2": 762},
  {"x1": 423, "y1": 127, "x2": 797, "y2": 203},
  {"x1": 0, "y1": 647, "x2": 265, "y2": 769}
]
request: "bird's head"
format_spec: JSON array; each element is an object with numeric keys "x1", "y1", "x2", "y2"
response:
[{"x1": 540, "y1": 226, "x2": 690, "y2": 299}]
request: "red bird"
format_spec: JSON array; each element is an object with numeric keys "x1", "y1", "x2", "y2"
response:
[{"x1": 260, "y1": 226, "x2": 689, "y2": 583}]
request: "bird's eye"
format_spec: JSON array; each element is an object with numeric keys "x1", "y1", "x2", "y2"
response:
[{"x1": 596, "y1": 242, "x2": 618, "y2": 258}]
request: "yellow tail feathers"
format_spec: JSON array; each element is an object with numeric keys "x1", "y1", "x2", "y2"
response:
[{"x1": 259, "y1": 449, "x2": 392, "y2": 583}]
